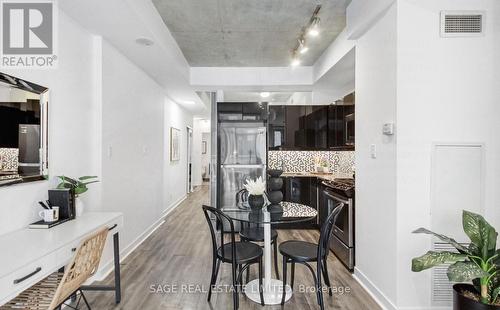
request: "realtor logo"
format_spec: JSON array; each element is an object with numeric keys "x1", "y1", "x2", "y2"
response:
[{"x1": 1, "y1": 0, "x2": 57, "y2": 68}]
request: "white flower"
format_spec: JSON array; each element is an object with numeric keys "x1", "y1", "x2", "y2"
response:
[{"x1": 244, "y1": 177, "x2": 266, "y2": 196}]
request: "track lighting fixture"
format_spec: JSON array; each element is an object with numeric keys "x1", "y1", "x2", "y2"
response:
[
  {"x1": 298, "y1": 38, "x2": 309, "y2": 54},
  {"x1": 308, "y1": 17, "x2": 321, "y2": 37},
  {"x1": 289, "y1": 5, "x2": 321, "y2": 67}
]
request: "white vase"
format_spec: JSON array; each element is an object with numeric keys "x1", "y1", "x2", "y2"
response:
[{"x1": 75, "y1": 197, "x2": 84, "y2": 217}]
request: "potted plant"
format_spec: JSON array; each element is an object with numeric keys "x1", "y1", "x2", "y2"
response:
[
  {"x1": 244, "y1": 177, "x2": 266, "y2": 211},
  {"x1": 57, "y1": 175, "x2": 99, "y2": 217},
  {"x1": 412, "y1": 210, "x2": 500, "y2": 309}
]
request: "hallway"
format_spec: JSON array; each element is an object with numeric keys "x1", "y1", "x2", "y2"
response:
[{"x1": 85, "y1": 186, "x2": 380, "y2": 309}]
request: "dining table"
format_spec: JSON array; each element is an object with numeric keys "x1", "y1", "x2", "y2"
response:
[{"x1": 221, "y1": 201, "x2": 317, "y2": 305}]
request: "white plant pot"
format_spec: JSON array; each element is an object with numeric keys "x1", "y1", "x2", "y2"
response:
[{"x1": 75, "y1": 197, "x2": 84, "y2": 217}]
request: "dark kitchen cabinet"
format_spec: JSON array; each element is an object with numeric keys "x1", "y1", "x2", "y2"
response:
[
  {"x1": 218, "y1": 102, "x2": 267, "y2": 121},
  {"x1": 267, "y1": 93, "x2": 354, "y2": 150},
  {"x1": 306, "y1": 106, "x2": 328, "y2": 149},
  {"x1": 279, "y1": 177, "x2": 317, "y2": 229},
  {"x1": 284, "y1": 106, "x2": 307, "y2": 149},
  {"x1": 328, "y1": 105, "x2": 344, "y2": 148},
  {"x1": 328, "y1": 105, "x2": 355, "y2": 149},
  {"x1": 285, "y1": 177, "x2": 310, "y2": 205}
]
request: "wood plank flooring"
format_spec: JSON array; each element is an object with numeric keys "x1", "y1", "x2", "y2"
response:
[{"x1": 85, "y1": 186, "x2": 381, "y2": 310}]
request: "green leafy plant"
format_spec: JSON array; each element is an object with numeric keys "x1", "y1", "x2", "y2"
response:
[
  {"x1": 412, "y1": 210, "x2": 500, "y2": 305},
  {"x1": 56, "y1": 175, "x2": 99, "y2": 197}
]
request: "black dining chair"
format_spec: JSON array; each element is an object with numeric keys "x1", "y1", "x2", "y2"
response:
[
  {"x1": 202, "y1": 205, "x2": 264, "y2": 309},
  {"x1": 279, "y1": 204, "x2": 344, "y2": 309},
  {"x1": 236, "y1": 189, "x2": 280, "y2": 280}
]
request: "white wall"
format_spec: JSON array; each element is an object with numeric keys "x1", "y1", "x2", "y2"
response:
[
  {"x1": 100, "y1": 40, "x2": 169, "y2": 254},
  {"x1": 0, "y1": 11, "x2": 99, "y2": 236},
  {"x1": 396, "y1": 0, "x2": 500, "y2": 308},
  {"x1": 192, "y1": 119, "x2": 210, "y2": 187},
  {"x1": 354, "y1": 4, "x2": 398, "y2": 309},
  {"x1": 352, "y1": 0, "x2": 500, "y2": 309},
  {"x1": 163, "y1": 98, "x2": 193, "y2": 206}
]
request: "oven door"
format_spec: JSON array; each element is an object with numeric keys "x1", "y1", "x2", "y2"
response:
[{"x1": 323, "y1": 190, "x2": 353, "y2": 247}]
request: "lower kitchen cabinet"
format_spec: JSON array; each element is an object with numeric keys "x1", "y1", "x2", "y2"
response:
[{"x1": 277, "y1": 177, "x2": 318, "y2": 229}]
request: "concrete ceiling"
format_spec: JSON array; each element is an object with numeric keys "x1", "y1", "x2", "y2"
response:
[{"x1": 152, "y1": 0, "x2": 350, "y2": 67}]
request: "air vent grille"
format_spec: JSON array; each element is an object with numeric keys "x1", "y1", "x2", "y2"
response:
[
  {"x1": 431, "y1": 242, "x2": 469, "y2": 306},
  {"x1": 441, "y1": 11, "x2": 484, "y2": 37}
]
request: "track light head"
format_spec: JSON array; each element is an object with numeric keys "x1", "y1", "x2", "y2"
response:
[
  {"x1": 298, "y1": 38, "x2": 309, "y2": 54},
  {"x1": 308, "y1": 17, "x2": 321, "y2": 37}
]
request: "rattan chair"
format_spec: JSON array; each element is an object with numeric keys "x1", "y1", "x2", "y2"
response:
[{"x1": 1, "y1": 227, "x2": 109, "y2": 310}]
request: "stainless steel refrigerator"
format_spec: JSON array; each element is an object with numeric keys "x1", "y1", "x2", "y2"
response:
[
  {"x1": 218, "y1": 122, "x2": 267, "y2": 211},
  {"x1": 18, "y1": 124, "x2": 40, "y2": 175}
]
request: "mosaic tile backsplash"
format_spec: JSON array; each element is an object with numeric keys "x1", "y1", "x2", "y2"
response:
[
  {"x1": 0, "y1": 148, "x2": 19, "y2": 172},
  {"x1": 268, "y1": 151, "x2": 355, "y2": 174}
]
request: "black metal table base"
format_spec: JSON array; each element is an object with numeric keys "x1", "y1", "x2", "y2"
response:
[{"x1": 81, "y1": 232, "x2": 122, "y2": 304}]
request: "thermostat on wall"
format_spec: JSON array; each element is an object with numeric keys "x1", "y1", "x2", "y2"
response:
[{"x1": 383, "y1": 123, "x2": 394, "y2": 135}]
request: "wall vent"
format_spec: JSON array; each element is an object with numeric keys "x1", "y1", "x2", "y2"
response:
[
  {"x1": 440, "y1": 11, "x2": 484, "y2": 37},
  {"x1": 431, "y1": 242, "x2": 468, "y2": 306}
]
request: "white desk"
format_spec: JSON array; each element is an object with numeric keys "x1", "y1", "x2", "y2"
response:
[{"x1": 0, "y1": 212, "x2": 124, "y2": 306}]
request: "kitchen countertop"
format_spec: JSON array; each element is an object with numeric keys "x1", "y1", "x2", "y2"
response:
[{"x1": 280, "y1": 172, "x2": 353, "y2": 182}]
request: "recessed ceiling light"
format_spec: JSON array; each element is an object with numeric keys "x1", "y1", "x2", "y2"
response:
[
  {"x1": 181, "y1": 100, "x2": 195, "y2": 105},
  {"x1": 135, "y1": 37, "x2": 154, "y2": 46},
  {"x1": 260, "y1": 92, "x2": 270, "y2": 98}
]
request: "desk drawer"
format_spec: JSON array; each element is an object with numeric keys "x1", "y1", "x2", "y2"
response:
[
  {"x1": 56, "y1": 239, "x2": 81, "y2": 266},
  {"x1": 0, "y1": 252, "x2": 57, "y2": 305},
  {"x1": 56, "y1": 217, "x2": 123, "y2": 264}
]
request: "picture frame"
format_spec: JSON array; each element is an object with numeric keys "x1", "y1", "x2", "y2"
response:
[
  {"x1": 202, "y1": 141, "x2": 207, "y2": 154},
  {"x1": 170, "y1": 127, "x2": 180, "y2": 161}
]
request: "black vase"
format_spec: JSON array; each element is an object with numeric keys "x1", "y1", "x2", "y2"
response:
[
  {"x1": 248, "y1": 194, "x2": 265, "y2": 210},
  {"x1": 267, "y1": 191, "x2": 283, "y2": 204},
  {"x1": 268, "y1": 178, "x2": 283, "y2": 191},
  {"x1": 453, "y1": 284, "x2": 500, "y2": 310}
]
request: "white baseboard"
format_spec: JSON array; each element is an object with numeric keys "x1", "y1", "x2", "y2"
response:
[
  {"x1": 353, "y1": 267, "x2": 397, "y2": 310},
  {"x1": 92, "y1": 195, "x2": 187, "y2": 281}
]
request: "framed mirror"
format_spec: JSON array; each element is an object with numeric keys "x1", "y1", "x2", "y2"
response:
[{"x1": 0, "y1": 72, "x2": 49, "y2": 186}]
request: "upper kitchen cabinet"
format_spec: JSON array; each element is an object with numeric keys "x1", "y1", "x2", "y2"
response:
[
  {"x1": 327, "y1": 105, "x2": 355, "y2": 149},
  {"x1": 268, "y1": 93, "x2": 354, "y2": 150},
  {"x1": 284, "y1": 105, "x2": 307, "y2": 149},
  {"x1": 306, "y1": 106, "x2": 328, "y2": 149},
  {"x1": 218, "y1": 102, "x2": 267, "y2": 122}
]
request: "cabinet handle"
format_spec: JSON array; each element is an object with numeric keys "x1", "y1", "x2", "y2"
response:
[
  {"x1": 108, "y1": 224, "x2": 117, "y2": 231},
  {"x1": 13, "y1": 267, "x2": 42, "y2": 284}
]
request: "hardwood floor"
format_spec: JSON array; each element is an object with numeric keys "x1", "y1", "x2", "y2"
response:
[{"x1": 85, "y1": 186, "x2": 381, "y2": 310}]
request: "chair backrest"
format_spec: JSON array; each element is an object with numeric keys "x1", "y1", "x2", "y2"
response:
[
  {"x1": 317, "y1": 204, "x2": 344, "y2": 261},
  {"x1": 202, "y1": 205, "x2": 237, "y2": 265},
  {"x1": 50, "y1": 227, "x2": 109, "y2": 309}
]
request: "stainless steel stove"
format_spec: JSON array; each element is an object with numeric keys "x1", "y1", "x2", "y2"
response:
[
  {"x1": 320, "y1": 178, "x2": 355, "y2": 271},
  {"x1": 322, "y1": 178, "x2": 355, "y2": 197}
]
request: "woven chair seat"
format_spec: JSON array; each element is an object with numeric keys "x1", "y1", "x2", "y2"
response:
[{"x1": 1, "y1": 273, "x2": 64, "y2": 310}]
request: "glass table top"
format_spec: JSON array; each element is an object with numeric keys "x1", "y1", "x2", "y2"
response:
[{"x1": 221, "y1": 201, "x2": 317, "y2": 225}]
